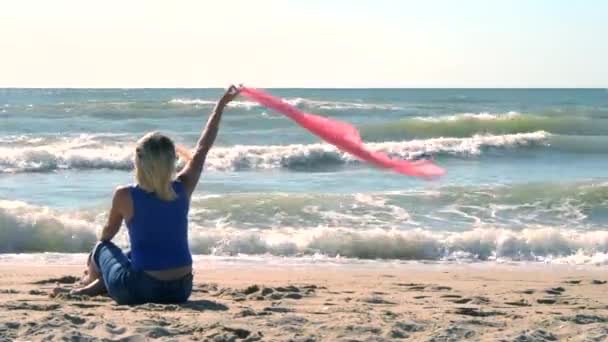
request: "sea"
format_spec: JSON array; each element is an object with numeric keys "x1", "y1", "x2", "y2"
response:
[{"x1": 1, "y1": 88, "x2": 608, "y2": 266}]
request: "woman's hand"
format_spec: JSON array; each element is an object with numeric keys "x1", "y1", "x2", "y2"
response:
[{"x1": 217, "y1": 85, "x2": 241, "y2": 108}]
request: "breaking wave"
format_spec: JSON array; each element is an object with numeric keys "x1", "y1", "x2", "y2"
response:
[
  {"x1": 0, "y1": 132, "x2": 549, "y2": 173},
  {"x1": 3, "y1": 178, "x2": 608, "y2": 265},
  {"x1": 168, "y1": 97, "x2": 404, "y2": 111},
  {"x1": 2, "y1": 199, "x2": 608, "y2": 264},
  {"x1": 362, "y1": 112, "x2": 607, "y2": 140}
]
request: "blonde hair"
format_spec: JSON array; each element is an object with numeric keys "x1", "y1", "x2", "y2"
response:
[{"x1": 134, "y1": 132, "x2": 177, "y2": 201}]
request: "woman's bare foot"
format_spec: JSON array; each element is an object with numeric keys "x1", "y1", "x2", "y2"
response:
[
  {"x1": 70, "y1": 279, "x2": 107, "y2": 297},
  {"x1": 79, "y1": 253, "x2": 100, "y2": 287}
]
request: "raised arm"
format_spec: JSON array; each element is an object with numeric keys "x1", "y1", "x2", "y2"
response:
[{"x1": 178, "y1": 85, "x2": 240, "y2": 197}]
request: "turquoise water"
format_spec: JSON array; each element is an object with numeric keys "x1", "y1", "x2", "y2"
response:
[{"x1": 1, "y1": 88, "x2": 608, "y2": 263}]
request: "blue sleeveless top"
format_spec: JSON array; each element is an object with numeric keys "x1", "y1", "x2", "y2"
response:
[{"x1": 127, "y1": 181, "x2": 192, "y2": 271}]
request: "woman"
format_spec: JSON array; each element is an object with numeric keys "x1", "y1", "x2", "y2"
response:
[{"x1": 70, "y1": 85, "x2": 240, "y2": 305}]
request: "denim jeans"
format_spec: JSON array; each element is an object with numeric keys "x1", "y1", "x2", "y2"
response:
[{"x1": 92, "y1": 241, "x2": 193, "y2": 305}]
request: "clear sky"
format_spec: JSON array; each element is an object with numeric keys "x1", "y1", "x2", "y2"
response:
[{"x1": 1, "y1": 0, "x2": 606, "y2": 88}]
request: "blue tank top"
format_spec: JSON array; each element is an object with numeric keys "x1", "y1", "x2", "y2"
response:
[{"x1": 127, "y1": 180, "x2": 192, "y2": 271}]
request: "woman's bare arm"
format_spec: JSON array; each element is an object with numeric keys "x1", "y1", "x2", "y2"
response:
[
  {"x1": 98, "y1": 187, "x2": 130, "y2": 242},
  {"x1": 178, "y1": 85, "x2": 240, "y2": 197}
]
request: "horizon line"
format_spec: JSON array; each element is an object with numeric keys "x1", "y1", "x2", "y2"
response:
[{"x1": 0, "y1": 86, "x2": 606, "y2": 90}]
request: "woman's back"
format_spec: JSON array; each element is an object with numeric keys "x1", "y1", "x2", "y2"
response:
[
  {"x1": 71, "y1": 87, "x2": 239, "y2": 304},
  {"x1": 127, "y1": 180, "x2": 192, "y2": 271}
]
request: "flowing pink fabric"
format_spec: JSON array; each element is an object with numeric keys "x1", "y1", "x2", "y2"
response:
[{"x1": 240, "y1": 87, "x2": 445, "y2": 179}]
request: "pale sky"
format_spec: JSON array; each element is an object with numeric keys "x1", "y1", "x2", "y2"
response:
[{"x1": 1, "y1": 0, "x2": 606, "y2": 88}]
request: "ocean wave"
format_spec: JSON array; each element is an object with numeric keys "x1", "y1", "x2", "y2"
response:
[
  {"x1": 362, "y1": 112, "x2": 604, "y2": 140},
  {"x1": 0, "y1": 145, "x2": 133, "y2": 173},
  {"x1": 0, "y1": 200, "x2": 97, "y2": 253},
  {"x1": 419, "y1": 112, "x2": 523, "y2": 121},
  {"x1": 0, "y1": 132, "x2": 549, "y2": 173},
  {"x1": 0, "y1": 135, "x2": 46, "y2": 145},
  {"x1": 187, "y1": 180, "x2": 608, "y2": 231},
  {"x1": 168, "y1": 97, "x2": 403, "y2": 111},
  {"x1": 0, "y1": 133, "x2": 132, "y2": 147},
  {"x1": 169, "y1": 98, "x2": 260, "y2": 110},
  {"x1": 2, "y1": 97, "x2": 404, "y2": 121},
  {"x1": 2, "y1": 198, "x2": 608, "y2": 263},
  {"x1": 1, "y1": 100, "x2": 225, "y2": 119}
]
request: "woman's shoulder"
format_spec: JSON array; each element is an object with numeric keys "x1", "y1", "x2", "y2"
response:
[
  {"x1": 115, "y1": 184, "x2": 133, "y2": 193},
  {"x1": 112, "y1": 185, "x2": 134, "y2": 220},
  {"x1": 113, "y1": 185, "x2": 133, "y2": 202}
]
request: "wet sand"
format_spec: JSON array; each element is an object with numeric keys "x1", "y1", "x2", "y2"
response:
[{"x1": 0, "y1": 263, "x2": 607, "y2": 341}]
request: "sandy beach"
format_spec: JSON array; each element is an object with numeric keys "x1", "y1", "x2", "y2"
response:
[{"x1": 0, "y1": 262, "x2": 606, "y2": 341}]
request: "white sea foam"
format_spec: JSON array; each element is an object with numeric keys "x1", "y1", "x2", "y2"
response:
[
  {"x1": 168, "y1": 97, "x2": 403, "y2": 111},
  {"x1": 2, "y1": 198, "x2": 607, "y2": 263},
  {"x1": 169, "y1": 98, "x2": 259, "y2": 109},
  {"x1": 0, "y1": 200, "x2": 99, "y2": 253},
  {"x1": 416, "y1": 111, "x2": 522, "y2": 122},
  {"x1": 0, "y1": 132, "x2": 548, "y2": 173}
]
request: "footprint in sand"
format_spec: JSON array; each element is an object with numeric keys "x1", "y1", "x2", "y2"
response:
[
  {"x1": 396, "y1": 282, "x2": 425, "y2": 287},
  {"x1": 560, "y1": 314, "x2": 608, "y2": 324},
  {"x1": 264, "y1": 306, "x2": 294, "y2": 313},
  {"x1": 461, "y1": 319, "x2": 506, "y2": 328},
  {"x1": 452, "y1": 307, "x2": 505, "y2": 317},
  {"x1": 537, "y1": 298, "x2": 558, "y2": 304},
  {"x1": 360, "y1": 296, "x2": 396, "y2": 305},
  {"x1": 517, "y1": 289, "x2": 536, "y2": 295},
  {"x1": 135, "y1": 317, "x2": 206, "y2": 339},
  {"x1": 289, "y1": 335, "x2": 318, "y2": 342},
  {"x1": 133, "y1": 303, "x2": 179, "y2": 312},
  {"x1": 54, "y1": 330, "x2": 104, "y2": 341},
  {"x1": 544, "y1": 287, "x2": 565, "y2": 295},
  {"x1": 191, "y1": 283, "x2": 219, "y2": 294},
  {"x1": 62, "y1": 313, "x2": 86, "y2": 325},
  {"x1": 180, "y1": 299, "x2": 229, "y2": 312},
  {"x1": 135, "y1": 326, "x2": 177, "y2": 339},
  {"x1": 0, "y1": 321, "x2": 21, "y2": 340},
  {"x1": 32, "y1": 275, "x2": 79, "y2": 285},
  {"x1": 505, "y1": 299, "x2": 532, "y2": 307},
  {"x1": 71, "y1": 303, "x2": 102, "y2": 309},
  {"x1": 512, "y1": 329, "x2": 557, "y2": 342},
  {"x1": 407, "y1": 286, "x2": 427, "y2": 291},
  {"x1": 429, "y1": 325, "x2": 475, "y2": 341},
  {"x1": 342, "y1": 325, "x2": 383, "y2": 338},
  {"x1": 201, "y1": 325, "x2": 260, "y2": 341},
  {"x1": 451, "y1": 298, "x2": 472, "y2": 304},
  {"x1": 588, "y1": 327, "x2": 608, "y2": 342},
  {"x1": 449, "y1": 296, "x2": 489, "y2": 305},
  {"x1": 0, "y1": 289, "x2": 20, "y2": 294},
  {"x1": 393, "y1": 321, "x2": 425, "y2": 333},
  {"x1": 274, "y1": 315, "x2": 308, "y2": 334},
  {"x1": 226, "y1": 284, "x2": 315, "y2": 302},
  {"x1": 3, "y1": 302, "x2": 61, "y2": 311},
  {"x1": 0, "y1": 322, "x2": 20, "y2": 330},
  {"x1": 28, "y1": 290, "x2": 48, "y2": 296},
  {"x1": 235, "y1": 307, "x2": 272, "y2": 317},
  {"x1": 441, "y1": 294, "x2": 462, "y2": 299},
  {"x1": 116, "y1": 335, "x2": 146, "y2": 342},
  {"x1": 432, "y1": 286, "x2": 453, "y2": 291}
]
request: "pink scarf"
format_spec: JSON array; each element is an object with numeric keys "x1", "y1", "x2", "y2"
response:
[{"x1": 240, "y1": 87, "x2": 445, "y2": 179}]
